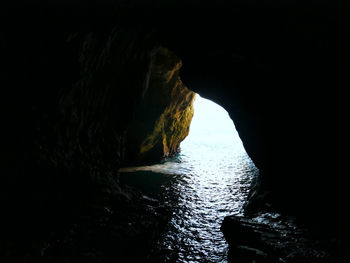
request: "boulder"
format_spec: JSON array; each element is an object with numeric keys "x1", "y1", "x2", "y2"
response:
[{"x1": 221, "y1": 214, "x2": 348, "y2": 262}]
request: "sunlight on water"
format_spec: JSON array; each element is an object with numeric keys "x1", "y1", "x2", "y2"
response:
[{"x1": 120, "y1": 94, "x2": 258, "y2": 262}]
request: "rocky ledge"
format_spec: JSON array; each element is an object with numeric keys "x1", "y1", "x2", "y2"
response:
[
  {"x1": 221, "y1": 213, "x2": 350, "y2": 263},
  {"x1": 1, "y1": 186, "x2": 171, "y2": 263}
]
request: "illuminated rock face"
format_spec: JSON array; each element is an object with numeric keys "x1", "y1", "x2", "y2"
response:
[{"x1": 125, "y1": 47, "x2": 195, "y2": 164}]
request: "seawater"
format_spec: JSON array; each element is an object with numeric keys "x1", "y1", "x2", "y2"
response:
[{"x1": 119, "y1": 95, "x2": 259, "y2": 262}]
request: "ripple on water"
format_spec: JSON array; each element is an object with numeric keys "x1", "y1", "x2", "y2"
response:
[{"x1": 120, "y1": 150, "x2": 258, "y2": 263}]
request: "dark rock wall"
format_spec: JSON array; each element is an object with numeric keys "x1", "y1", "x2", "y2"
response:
[
  {"x1": 131, "y1": 1, "x2": 350, "y2": 228},
  {"x1": 155, "y1": 4, "x2": 350, "y2": 228},
  {"x1": 1, "y1": 2, "x2": 191, "y2": 233}
]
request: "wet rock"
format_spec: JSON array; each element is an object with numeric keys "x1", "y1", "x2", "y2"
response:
[
  {"x1": 221, "y1": 215, "x2": 279, "y2": 262},
  {"x1": 221, "y1": 214, "x2": 349, "y2": 263}
]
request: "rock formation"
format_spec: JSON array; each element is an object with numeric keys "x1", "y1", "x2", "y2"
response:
[
  {"x1": 221, "y1": 214, "x2": 348, "y2": 263},
  {"x1": 1, "y1": 8, "x2": 194, "y2": 261},
  {"x1": 125, "y1": 47, "x2": 195, "y2": 164}
]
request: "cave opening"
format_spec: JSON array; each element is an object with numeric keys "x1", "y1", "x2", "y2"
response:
[
  {"x1": 180, "y1": 93, "x2": 246, "y2": 162},
  {"x1": 119, "y1": 93, "x2": 258, "y2": 262}
]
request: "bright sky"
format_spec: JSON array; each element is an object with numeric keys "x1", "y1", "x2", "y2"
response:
[{"x1": 182, "y1": 94, "x2": 245, "y2": 152}]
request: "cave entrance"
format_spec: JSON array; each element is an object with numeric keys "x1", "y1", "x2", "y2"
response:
[
  {"x1": 180, "y1": 94, "x2": 246, "y2": 160},
  {"x1": 119, "y1": 93, "x2": 258, "y2": 262}
]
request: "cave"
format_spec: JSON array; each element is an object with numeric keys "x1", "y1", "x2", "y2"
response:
[{"x1": 2, "y1": 1, "x2": 350, "y2": 263}]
